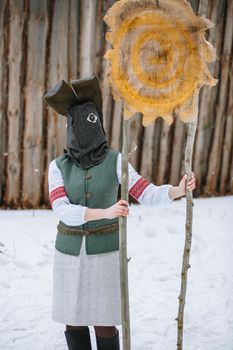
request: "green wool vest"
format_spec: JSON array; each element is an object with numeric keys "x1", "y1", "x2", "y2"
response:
[{"x1": 55, "y1": 149, "x2": 120, "y2": 256}]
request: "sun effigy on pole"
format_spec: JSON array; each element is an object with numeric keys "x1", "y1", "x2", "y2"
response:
[{"x1": 103, "y1": 0, "x2": 217, "y2": 349}]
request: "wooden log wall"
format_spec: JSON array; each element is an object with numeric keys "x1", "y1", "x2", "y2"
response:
[{"x1": 0, "y1": 0, "x2": 232, "y2": 208}]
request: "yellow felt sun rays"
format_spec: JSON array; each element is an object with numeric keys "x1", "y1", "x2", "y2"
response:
[{"x1": 104, "y1": 0, "x2": 217, "y2": 126}]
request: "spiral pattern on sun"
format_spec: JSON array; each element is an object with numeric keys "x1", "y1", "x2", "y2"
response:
[{"x1": 104, "y1": 0, "x2": 217, "y2": 126}]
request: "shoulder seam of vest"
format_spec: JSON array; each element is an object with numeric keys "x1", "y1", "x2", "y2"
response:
[{"x1": 55, "y1": 154, "x2": 67, "y2": 170}]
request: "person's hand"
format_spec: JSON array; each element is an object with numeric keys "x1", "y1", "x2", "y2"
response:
[
  {"x1": 177, "y1": 172, "x2": 196, "y2": 197},
  {"x1": 104, "y1": 200, "x2": 129, "y2": 219}
]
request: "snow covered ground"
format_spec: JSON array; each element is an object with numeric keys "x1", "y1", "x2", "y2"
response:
[{"x1": 0, "y1": 196, "x2": 232, "y2": 350}]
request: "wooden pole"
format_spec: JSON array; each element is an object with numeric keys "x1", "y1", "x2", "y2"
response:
[
  {"x1": 176, "y1": 118, "x2": 197, "y2": 350},
  {"x1": 176, "y1": 1, "x2": 208, "y2": 349},
  {"x1": 119, "y1": 117, "x2": 131, "y2": 350}
]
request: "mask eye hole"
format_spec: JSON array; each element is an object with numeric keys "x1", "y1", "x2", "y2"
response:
[{"x1": 87, "y1": 113, "x2": 97, "y2": 123}]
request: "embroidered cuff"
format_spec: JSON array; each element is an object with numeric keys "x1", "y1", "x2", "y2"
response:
[
  {"x1": 50, "y1": 186, "x2": 66, "y2": 204},
  {"x1": 129, "y1": 177, "x2": 150, "y2": 201}
]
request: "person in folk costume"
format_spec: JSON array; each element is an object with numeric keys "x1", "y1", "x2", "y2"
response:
[{"x1": 44, "y1": 76, "x2": 196, "y2": 350}]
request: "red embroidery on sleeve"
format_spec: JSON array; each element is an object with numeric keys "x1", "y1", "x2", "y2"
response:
[
  {"x1": 129, "y1": 177, "x2": 150, "y2": 200},
  {"x1": 50, "y1": 186, "x2": 67, "y2": 204}
]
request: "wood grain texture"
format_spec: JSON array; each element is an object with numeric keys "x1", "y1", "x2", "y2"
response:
[
  {"x1": 169, "y1": 116, "x2": 185, "y2": 185},
  {"x1": 44, "y1": 0, "x2": 69, "y2": 203},
  {"x1": 101, "y1": 0, "x2": 116, "y2": 143},
  {"x1": 79, "y1": 0, "x2": 96, "y2": 76},
  {"x1": 220, "y1": 50, "x2": 233, "y2": 193},
  {"x1": 111, "y1": 100, "x2": 122, "y2": 151},
  {"x1": 4, "y1": 0, "x2": 26, "y2": 207},
  {"x1": 140, "y1": 123, "x2": 154, "y2": 179},
  {"x1": 22, "y1": 0, "x2": 48, "y2": 207},
  {"x1": 0, "y1": 0, "x2": 8, "y2": 204},
  {"x1": 230, "y1": 146, "x2": 233, "y2": 193},
  {"x1": 68, "y1": 0, "x2": 80, "y2": 79},
  {"x1": 156, "y1": 121, "x2": 171, "y2": 185},
  {"x1": 205, "y1": 0, "x2": 233, "y2": 194},
  {"x1": 193, "y1": 0, "x2": 227, "y2": 195},
  {"x1": 94, "y1": 0, "x2": 105, "y2": 78}
]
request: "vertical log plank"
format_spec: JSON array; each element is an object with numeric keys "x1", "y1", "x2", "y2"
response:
[
  {"x1": 22, "y1": 0, "x2": 48, "y2": 207},
  {"x1": 101, "y1": 42, "x2": 114, "y2": 142},
  {"x1": 152, "y1": 119, "x2": 163, "y2": 183},
  {"x1": 140, "y1": 123, "x2": 155, "y2": 180},
  {"x1": 111, "y1": 101, "x2": 122, "y2": 150},
  {"x1": 205, "y1": 0, "x2": 233, "y2": 194},
  {"x1": 44, "y1": 0, "x2": 70, "y2": 201},
  {"x1": 0, "y1": 0, "x2": 8, "y2": 205},
  {"x1": 101, "y1": 30, "x2": 114, "y2": 143},
  {"x1": 42, "y1": 0, "x2": 54, "y2": 206},
  {"x1": 102, "y1": 76, "x2": 114, "y2": 143},
  {"x1": 193, "y1": 0, "x2": 227, "y2": 196},
  {"x1": 101, "y1": 0, "x2": 116, "y2": 143},
  {"x1": 79, "y1": 0, "x2": 97, "y2": 76},
  {"x1": 68, "y1": 0, "x2": 80, "y2": 80},
  {"x1": 94, "y1": 0, "x2": 105, "y2": 78},
  {"x1": 230, "y1": 149, "x2": 233, "y2": 193},
  {"x1": 220, "y1": 53, "x2": 233, "y2": 193},
  {"x1": 156, "y1": 120, "x2": 171, "y2": 184},
  {"x1": 169, "y1": 116, "x2": 185, "y2": 186},
  {"x1": 4, "y1": 0, "x2": 26, "y2": 207}
]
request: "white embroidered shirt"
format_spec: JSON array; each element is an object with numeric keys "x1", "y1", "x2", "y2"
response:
[{"x1": 48, "y1": 153, "x2": 173, "y2": 226}]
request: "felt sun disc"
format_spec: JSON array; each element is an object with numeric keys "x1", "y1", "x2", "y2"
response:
[{"x1": 104, "y1": 0, "x2": 217, "y2": 126}]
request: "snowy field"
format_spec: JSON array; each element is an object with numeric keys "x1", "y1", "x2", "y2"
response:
[{"x1": 0, "y1": 196, "x2": 232, "y2": 350}]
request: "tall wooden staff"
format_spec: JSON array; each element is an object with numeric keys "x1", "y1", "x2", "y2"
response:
[
  {"x1": 119, "y1": 118, "x2": 131, "y2": 350},
  {"x1": 104, "y1": 1, "x2": 217, "y2": 349},
  {"x1": 176, "y1": 1, "x2": 211, "y2": 349}
]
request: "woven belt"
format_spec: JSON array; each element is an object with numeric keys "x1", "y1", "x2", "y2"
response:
[{"x1": 57, "y1": 221, "x2": 119, "y2": 236}]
